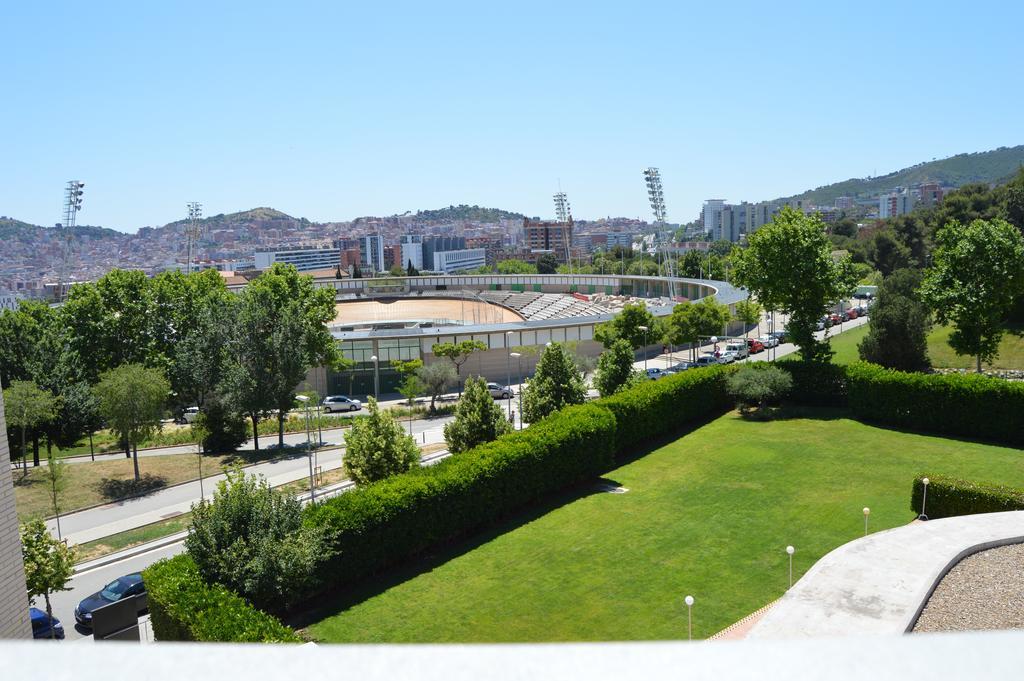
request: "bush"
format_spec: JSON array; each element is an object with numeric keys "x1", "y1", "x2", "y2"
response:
[
  {"x1": 304, "y1": 402, "x2": 616, "y2": 594},
  {"x1": 727, "y1": 365, "x2": 792, "y2": 417},
  {"x1": 443, "y1": 376, "x2": 512, "y2": 453},
  {"x1": 143, "y1": 554, "x2": 300, "y2": 642},
  {"x1": 197, "y1": 399, "x2": 249, "y2": 454},
  {"x1": 185, "y1": 469, "x2": 328, "y2": 613},
  {"x1": 777, "y1": 360, "x2": 849, "y2": 407},
  {"x1": 343, "y1": 398, "x2": 419, "y2": 485},
  {"x1": 521, "y1": 343, "x2": 586, "y2": 422},
  {"x1": 911, "y1": 475, "x2": 1024, "y2": 520},
  {"x1": 847, "y1": 362, "x2": 1024, "y2": 446},
  {"x1": 596, "y1": 366, "x2": 731, "y2": 456},
  {"x1": 593, "y1": 338, "x2": 644, "y2": 397}
]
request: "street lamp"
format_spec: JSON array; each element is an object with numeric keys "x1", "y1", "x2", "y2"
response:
[
  {"x1": 506, "y1": 331, "x2": 514, "y2": 419},
  {"x1": 510, "y1": 352, "x2": 522, "y2": 430},
  {"x1": 786, "y1": 545, "x2": 795, "y2": 588},
  {"x1": 919, "y1": 477, "x2": 930, "y2": 520},
  {"x1": 638, "y1": 325, "x2": 649, "y2": 371},
  {"x1": 863, "y1": 507, "x2": 871, "y2": 536},
  {"x1": 370, "y1": 354, "x2": 379, "y2": 401},
  {"x1": 295, "y1": 395, "x2": 316, "y2": 503},
  {"x1": 684, "y1": 595, "x2": 694, "y2": 640},
  {"x1": 710, "y1": 335, "x2": 719, "y2": 359}
]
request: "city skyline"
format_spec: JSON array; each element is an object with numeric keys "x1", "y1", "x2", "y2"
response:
[{"x1": 3, "y1": 1, "x2": 1023, "y2": 232}]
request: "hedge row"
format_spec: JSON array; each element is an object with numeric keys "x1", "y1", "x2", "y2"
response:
[
  {"x1": 143, "y1": 554, "x2": 300, "y2": 642},
  {"x1": 777, "y1": 360, "x2": 849, "y2": 407},
  {"x1": 847, "y1": 362, "x2": 1024, "y2": 446},
  {"x1": 911, "y1": 475, "x2": 1024, "y2": 520},
  {"x1": 596, "y1": 365, "x2": 731, "y2": 455}
]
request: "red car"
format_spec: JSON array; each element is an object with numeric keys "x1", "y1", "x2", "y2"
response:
[
  {"x1": 829, "y1": 313, "x2": 841, "y2": 325},
  {"x1": 746, "y1": 338, "x2": 765, "y2": 353},
  {"x1": 847, "y1": 309, "x2": 858, "y2": 320}
]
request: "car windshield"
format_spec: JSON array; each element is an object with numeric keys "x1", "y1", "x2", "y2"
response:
[{"x1": 100, "y1": 578, "x2": 131, "y2": 602}]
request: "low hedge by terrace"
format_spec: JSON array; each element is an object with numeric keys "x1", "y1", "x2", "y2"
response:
[
  {"x1": 143, "y1": 554, "x2": 300, "y2": 642},
  {"x1": 911, "y1": 475, "x2": 1024, "y2": 520}
]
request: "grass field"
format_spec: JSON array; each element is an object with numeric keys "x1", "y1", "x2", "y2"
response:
[
  {"x1": 75, "y1": 513, "x2": 192, "y2": 563},
  {"x1": 821, "y1": 323, "x2": 1024, "y2": 369},
  {"x1": 305, "y1": 409, "x2": 1024, "y2": 643}
]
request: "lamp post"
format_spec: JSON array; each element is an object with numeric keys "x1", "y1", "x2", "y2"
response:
[
  {"x1": 295, "y1": 395, "x2": 316, "y2": 503},
  {"x1": 638, "y1": 325, "x2": 649, "y2": 371},
  {"x1": 510, "y1": 352, "x2": 522, "y2": 429},
  {"x1": 711, "y1": 335, "x2": 719, "y2": 359},
  {"x1": 506, "y1": 331, "x2": 514, "y2": 419},
  {"x1": 370, "y1": 354, "x2": 380, "y2": 402},
  {"x1": 684, "y1": 595, "x2": 694, "y2": 640},
  {"x1": 863, "y1": 507, "x2": 871, "y2": 536},
  {"x1": 919, "y1": 477, "x2": 930, "y2": 520},
  {"x1": 786, "y1": 545, "x2": 795, "y2": 588}
]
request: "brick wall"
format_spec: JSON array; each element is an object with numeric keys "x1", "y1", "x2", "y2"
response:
[{"x1": 0, "y1": 390, "x2": 30, "y2": 638}]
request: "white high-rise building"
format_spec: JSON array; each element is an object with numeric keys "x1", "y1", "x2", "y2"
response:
[
  {"x1": 879, "y1": 190, "x2": 915, "y2": 219},
  {"x1": 361, "y1": 235, "x2": 385, "y2": 273},
  {"x1": 400, "y1": 235, "x2": 424, "y2": 271},
  {"x1": 702, "y1": 200, "x2": 726, "y2": 238},
  {"x1": 433, "y1": 248, "x2": 487, "y2": 273}
]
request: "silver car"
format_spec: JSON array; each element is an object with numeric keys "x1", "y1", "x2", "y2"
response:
[
  {"x1": 322, "y1": 395, "x2": 362, "y2": 413},
  {"x1": 487, "y1": 383, "x2": 514, "y2": 399}
]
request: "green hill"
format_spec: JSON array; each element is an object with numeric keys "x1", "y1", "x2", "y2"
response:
[
  {"x1": 0, "y1": 217, "x2": 122, "y2": 241},
  {"x1": 776, "y1": 145, "x2": 1024, "y2": 206},
  {"x1": 413, "y1": 204, "x2": 525, "y2": 223}
]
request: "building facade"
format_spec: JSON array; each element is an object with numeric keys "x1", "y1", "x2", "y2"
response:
[
  {"x1": 400, "y1": 235, "x2": 424, "y2": 271},
  {"x1": 433, "y1": 248, "x2": 487, "y2": 273},
  {"x1": 361, "y1": 236, "x2": 385, "y2": 273},
  {"x1": 253, "y1": 247, "x2": 342, "y2": 272},
  {"x1": 0, "y1": 390, "x2": 31, "y2": 638},
  {"x1": 879, "y1": 190, "x2": 915, "y2": 218},
  {"x1": 422, "y1": 236, "x2": 467, "y2": 269},
  {"x1": 523, "y1": 219, "x2": 573, "y2": 262}
]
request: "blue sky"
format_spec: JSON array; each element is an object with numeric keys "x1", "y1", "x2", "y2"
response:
[{"x1": 3, "y1": 1, "x2": 1021, "y2": 232}]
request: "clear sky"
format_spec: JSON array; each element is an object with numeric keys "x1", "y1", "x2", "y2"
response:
[{"x1": 3, "y1": 1, "x2": 1022, "y2": 232}]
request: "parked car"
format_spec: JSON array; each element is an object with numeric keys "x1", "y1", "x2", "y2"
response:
[
  {"x1": 75, "y1": 573, "x2": 147, "y2": 629},
  {"x1": 486, "y1": 382, "x2": 515, "y2": 398},
  {"x1": 669, "y1": 361, "x2": 695, "y2": 372},
  {"x1": 30, "y1": 607, "x2": 64, "y2": 640},
  {"x1": 645, "y1": 368, "x2": 675, "y2": 380},
  {"x1": 719, "y1": 351, "x2": 738, "y2": 364},
  {"x1": 828, "y1": 313, "x2": 841, "y2": 326},
  {"x1": 322, "y1": 395, "x2": 362, "y2": 413},
  {"x1": 724, "y1": 341, "x2": 749, "y2": 360},
  {"x1": 847, "y1": 309, "x2": 859, "y2": 320},
  {"x1": 771, "y1": 329, "x2": 789, "y2": 342},
  {"x1": 694, "y1": 354, "x2": 719, "y2": 367},
  {"x1": 175, "y1": 406, "x2": 200, "y2": 425},
  {"x1": 747, "y1": 338, "x2": 765, "y2": 354},
  {"x1": 758, "y1": 335, "x2": 779, "y2": 349},
  {"x1": 839, "y1": 311, "x2": 850, "y2": 322}
]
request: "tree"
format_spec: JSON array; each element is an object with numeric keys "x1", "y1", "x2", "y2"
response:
[
  {"x1": 343, "y1": 398, "x2": 419, "y2": 485},
  {"x1": 431, "y1": 340, "x2": 486, "y2": 393},
  {"x1": 497, "y1": 259, "x2": 537, "y2": 274},
  {"x1": 858, "y1": 269, "x2": 933, "y2": 371},
  {"x1": 733, "y1": 299, "x2": 764, "y2": 337},
  {"x1": 664, "y1": 299, "x2": 731, "y2": 360},
  {"x1": 417, "y1": 361, "x2": 457, "y2": 413},
  {"x1": 3, "y1": 380, "x2": 58, "y2": 471},
  {"x1": 185, "y1": 468, "x2": 326, "y2": 612},
  {"x1": 443, "y1": 376, "x2": 512, "y2": 453},
  {"x1": 521, "y1": 343, "x2": 586, "y2": 423},
  {"x1": 831, "y1": 217, "x2": 858, "y2": 239},
  {"x1": 93, "y1": 364, "x2": 169, "y2": 482},
  {"x1": 920, "y1": 219, "x2": 1024, "y2": 372},
  {"x1": 44, "y1": 452, "x2": 69, "y2": 540},
  {"x1": 392, "y1": 359, "x2": 425, "y2": 434},
  {"x1": 593, "y1": 339, "x2": 643, "y2": 397},
  {"x1": 406, "y1": 260, "x2": 420, "y2": 276},
  {"x1": 594, "y1": 302, "x2": 657, "y2": 349},
  {"x1": 20, "y1": 519, "x2": 76, "y2": 639},
  {"x1": 733, "y1": 207, "x2": 858, "y2": 362},
  {"x1": 726, "y1": 365, "x2": 793, "y2": 418},
  {"x1": 868, "y1": 230, "x2": 913, "y2": 277},
  {"x1": 536, "y1": 252, "x2": 559, "y2": 274}
]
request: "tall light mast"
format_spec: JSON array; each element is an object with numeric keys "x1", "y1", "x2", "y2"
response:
[
  {"x1": 553, "y1": 191, "x2": 572, "y2": 275},
  {"x1": 57, "y1": 180, "x2": 85, "y2": 302},
  {"x1": 185, "y1": 202, "x2": 203, "y2": 274},
  {"x1": 643, "y1": 167, "x2": 674, "y2": 297}
]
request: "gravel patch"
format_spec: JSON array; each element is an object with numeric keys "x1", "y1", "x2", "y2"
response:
[{"x1": 913, "y1": 543, "x2": 1024, "y2": 633}]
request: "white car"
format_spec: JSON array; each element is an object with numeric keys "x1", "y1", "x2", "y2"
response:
[
  {"x1": 487, "y1": 383, "x2": 514, "y2": 399},
  {"x1": 322, "y1": 395, "x2": 362, "y2": 413},
  {"x1": 178, "y1": 406, "x2": 200, "y2": 424},
  {"x1": 758, "y1": 335, "x2": 779, "y2": 349},
  {"x1": 645, "y1": 368, "x2": 674, "y2": 380}
]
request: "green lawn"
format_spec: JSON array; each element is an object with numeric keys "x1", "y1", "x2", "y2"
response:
[
  {"x1": 822, "y1": 323, "x2": 1024, "y2": 369},
  {"x1": 305, "y1": 409, "x2": 1024, "y2": 643}
]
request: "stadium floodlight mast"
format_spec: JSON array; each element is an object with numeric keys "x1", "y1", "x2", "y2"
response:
[
  {"x1": 57, "y1": 180, "x2": 85, "y2": 302},
  {"x1": 553, "y1": 190, "x2": 573, "y2": 276},
  {"x1": 185, "y1": 201, "x2": 203, "y2": 274},
  {"x1": 643, "y1": 167, "x2": 675, "y2": 297}
]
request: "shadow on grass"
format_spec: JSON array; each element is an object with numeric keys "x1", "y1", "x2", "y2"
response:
[{"x1": 98, "y1": 474, "x2": 168, "y2": 501}]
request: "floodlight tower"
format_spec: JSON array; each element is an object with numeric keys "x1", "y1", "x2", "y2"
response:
[
  {"x1": 185, "y1": 202, "x2": 203, "y2": 274},
  {"x1": 57, "y1": 180, "x2": 85, "y2": 302},
  {"x1": 643, "y1": 167, "x2": 674, "y2": 296},
  {"x1": 553, "y1": 191, "x2": 573, "y2": 275}
]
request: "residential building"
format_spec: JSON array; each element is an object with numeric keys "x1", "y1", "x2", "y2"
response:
[
  {"x1": 422, "y1": 236, "x2": 466, "y2": 269},
  {"x1": 0, "y1": 292, "x2": 18, "y2": 312},
  {"x1": 918, "y1": 183, "x2": 944, "y2": 208},
  {"x1": 339, "y1": 248, "x2": 361, "y2": 272},
  {"x1": 835, "y1": 196, "x2": 855, "y2": 210},
  {"x1": 433, "y1": 248, "x2": 487, "y2": 273},
  {"x1": 400, "y1": 235, "x2": 424, "y2": 271},
  {"x1": 702, "y1": 200, "x2": 726, "y2": 237},
  {"x1": 879, "y1": 190, "x2": 915, "y2": 219},
  {"x1": 718, "y1": 203, "x2": 747, "y2": 242},
  {"x1": 0, "y1": 390, "x2": 31, "y2": 638},
  {"x1": 253, "y1": 246, "x2": 341, "y2": 272},
  {"x1": 523, "y1": 218, "x2": 573, "y2": 263},
  {"x1": 361, "y1": 235, "x2": 385, "y2": 273}
]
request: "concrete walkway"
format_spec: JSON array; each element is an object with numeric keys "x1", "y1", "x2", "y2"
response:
[{"x1": 747, "y1": 512, "x2": 1024, "y2": 639}]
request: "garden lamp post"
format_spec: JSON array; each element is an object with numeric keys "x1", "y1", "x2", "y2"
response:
[
  {"x1": 638, "y1": 325, "x2": 649, "y2": 371},
  {"x1": 863, "y1": 507, "x2": 871, "y2": 536},
  {"x1": 684, "y1": 595, "x2": 694, "y2": 640},
  {"x1": 786, "y1": 545, "x2": 795, "y2": 588},
  {"x1": 919, "y1": 478, "x2": 930, "y2": 520},
  {"x1": 295, "y1": 395, "x2": 315, "y2": 503},
  {"x1": 510, "y1": 352, "x2": 522, "y2": 429},
  {"x1": 370, "y1": 354, "x2": 380, "y2": 401}
]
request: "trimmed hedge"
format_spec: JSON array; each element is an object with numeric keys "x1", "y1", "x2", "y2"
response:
[
  {"x1": 596, "y1": 365, "x2": 731, "y2": 456},
  {"x1": 143, "y1": 554, "x2": 300, "y2": 642},
  {"x1": 303, "y1": 402, "x2": 617, "y2": 591},
  {"x1": 911, "y1": 475, "x2": 1024, "y2": 520},
  {"x1": 776, "y1": 360, "x2": 848, "y2": 407},
  {"x1": 847, "y1": 362, "x2": 1024, "y2": 446}
]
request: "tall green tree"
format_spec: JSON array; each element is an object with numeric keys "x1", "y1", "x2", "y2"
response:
[
  {"x1": 858, "y1": 269, "x2": 932, "y2": 371},
  {"x1": 343, "y1": 398, "x2": 419, "y2": 485},
  {"x1": 431, "y1": 340, "x2": 486, "y2": 393},
  {"x1": 21, "y1": 519, "x2": 76, "y2": 639},
  {"x1": 733, "y1": 299, "x2": 764, "y2": 337},
  {"x1": 443, "y1": 376, "x2": 512, "y2": 453},
  {"x1": 920, "y1": 218, "x2": 1024, "y2": 372},
  {"x1": 593, "y1": 339, "x2": 643, "y2": 397},
  {"x1": 3, "y1": 380, "x2": 58, "y2": 471},
  {"x1": 663, "y1": 299, "x2": 731, "y2": 360},
  {"x1": 521, "y1": 343, "x2": 585, "y2": 423},
  {"x1": 417, "y1": 361, "x2": 457, "y2": 413},
  {"x1": 868, "y1": 230, "x2": 913, "y2": 276},
  {"x1": 733, "y1": 207, "x2": 858, "y2": 362},
  {"x1": 594, "y1": 302, "x2": 657, "y2": 349},
  {"x1": 93, "y1": 364, "x2": 169, "y2": 482},
  {"x1": 536, "y1": 252, "x2": 559, "y2": 274}
]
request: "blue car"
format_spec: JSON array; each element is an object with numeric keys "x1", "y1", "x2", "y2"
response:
[
  {"x1": 30, "y1": 607, "x2": 64, "y2": 639},
  {"x1": 75, "y1": 573, "x2": 147, "y2": 629}
]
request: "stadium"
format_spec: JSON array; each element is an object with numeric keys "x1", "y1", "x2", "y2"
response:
[{"x1": 297, "y1": 273, "x2": 747, "y2": 396}]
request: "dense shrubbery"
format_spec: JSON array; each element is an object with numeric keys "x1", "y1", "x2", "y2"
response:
[
  {"x1": 596, "y1": 366, "x2": 730, "y2": 456},
  {"x1": 846, "y1": 362, "x2": 1024, "y2": 446},
  {"x1": 143, "y1": 554, "x2": 300, "y2": 642},
  {"x1": 727, "y1": 365, "x2": 792, "y2": 417},
  {"x1": 776, "y1": 361, "x2": 849, "y2": 407},
  {"x1": 911, "y1": 475, "x2": 1024, "y2": 520}
]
